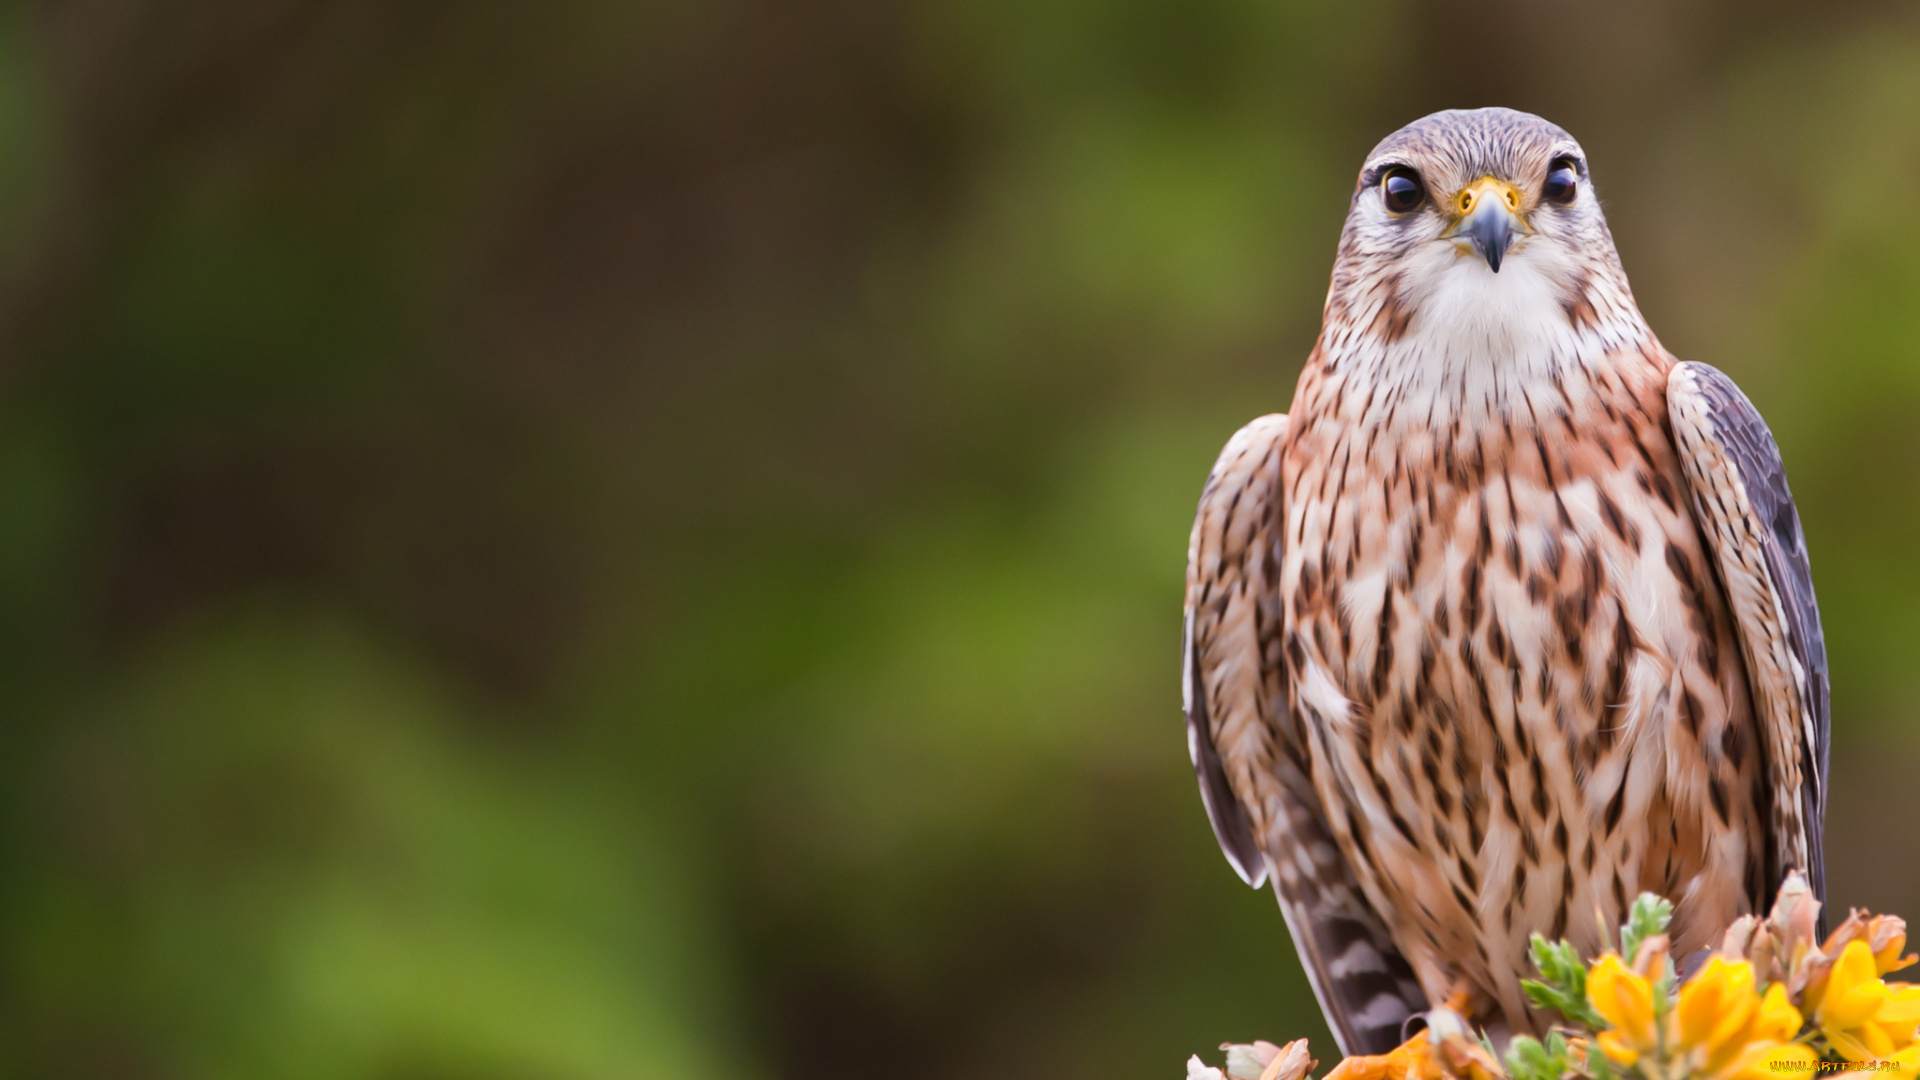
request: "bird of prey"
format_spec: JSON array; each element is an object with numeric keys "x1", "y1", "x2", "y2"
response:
[{"x1": 1182, "y1": 108, "x2": 1828, "y2": 1058}]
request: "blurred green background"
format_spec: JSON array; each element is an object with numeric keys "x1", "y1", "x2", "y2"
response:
[{"x1": 3, "y1": 1, "x2": 1920, "y2": 1076}]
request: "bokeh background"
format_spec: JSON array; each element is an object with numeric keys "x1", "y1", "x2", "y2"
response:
[{"x1": 3, "y1": 1, "x2": 1920, "y2": 1076}]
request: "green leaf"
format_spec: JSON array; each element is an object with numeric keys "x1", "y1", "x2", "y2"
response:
[
  {"x1": 1522, "y1": 978, "x2": 1608, "y2": 1031},
  {"x1": 1522, "y1": 934, "x2": 1609, "y2": 1029},
  {"x1": 1504, "y1": 1035, "x2": 1553, "y2": 1080},
  {"x1": 1506, "y1": 1030, "x2": 1580, "y2": 1080},
  {"x1": 1620, "y1": 894, "x2": 1673, "y2": 960}
]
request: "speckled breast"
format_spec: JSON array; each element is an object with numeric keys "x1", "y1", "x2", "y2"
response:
[{"x1": 1275, "y1": 344, "x2": 1769, "y2": 1031}]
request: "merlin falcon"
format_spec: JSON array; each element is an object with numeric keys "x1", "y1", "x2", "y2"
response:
[{"x1": 1181, "y1": 109, "x2": 1828, "y2": 1056}]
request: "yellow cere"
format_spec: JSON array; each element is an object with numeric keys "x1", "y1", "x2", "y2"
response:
[{"x1": 1456, "y1": 177, "x2": 1523, "y2": 218}]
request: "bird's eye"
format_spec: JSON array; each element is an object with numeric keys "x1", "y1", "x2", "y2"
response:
[
  {"x1": 1543, "y1": 158, "x2": 1579, "y2": 205},
  {"x1": 1381, "y1": 167, "x2": 1425, "y2": 213}
]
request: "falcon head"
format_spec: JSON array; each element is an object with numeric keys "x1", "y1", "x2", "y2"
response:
[{"x1": 1327, "y1": 108, "x2": 1643, "y2": 355}]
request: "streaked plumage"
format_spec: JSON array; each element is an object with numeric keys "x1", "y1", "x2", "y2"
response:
[{"x1": 1182, "y1": 109, "x2": 1827, "y2": 1055}]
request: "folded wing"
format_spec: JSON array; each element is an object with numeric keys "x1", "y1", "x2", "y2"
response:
[
  {"x1": 1184, "y1": 414, "x2": 1426, "y2": 1055},
  {"x1": 1667, "y1": 362, "x2": 1829, "y2": 913}
]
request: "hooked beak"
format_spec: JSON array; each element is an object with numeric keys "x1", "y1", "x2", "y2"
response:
[{"x1": 1448, "y1": 177, "x2": 1525, "y2": 273}]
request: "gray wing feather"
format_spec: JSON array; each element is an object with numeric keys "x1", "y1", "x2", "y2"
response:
[
  {"x1": 1184, "y1": 414, "x2": 1426, "y2": 1055},
  {"x1": 1667, "y1": 362, "x2": 1829, "y2": 912},
  {"x1": 1184, "y1": 612, "x2": 1266, "y2": 884}
]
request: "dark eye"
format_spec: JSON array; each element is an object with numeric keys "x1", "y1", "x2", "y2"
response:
[
  {"x1": 1381, "y1": 167, "x2": 1425, "y2": 213},
  {"x1": 1543, "y1": 158, "x2": 1579, "y2": 204}
]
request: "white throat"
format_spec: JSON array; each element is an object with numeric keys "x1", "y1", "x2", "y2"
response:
[
  {"x1": 1403, "y1": 247, "x2": 1571, "y2": 369},
  {"x1": 1327, "y1": 241, "x2": 1647, "y2": 424}
]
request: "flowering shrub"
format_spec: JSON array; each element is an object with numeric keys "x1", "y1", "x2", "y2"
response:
[{"x1": 1188, "y1": 874, "x2": 1920, "y2": 1080}]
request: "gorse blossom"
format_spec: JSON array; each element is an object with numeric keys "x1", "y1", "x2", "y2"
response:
[
  {"x1": 1586, "y1": 947, "x2": 1814, "y2": 1080},
  {"x1": 1666, "y1": 957, "x2": 1813, "y2": 1080},
  {"x1": 1806, "y1": 941, "x2": 1920, "y2": 1067},
  {"x1": 1587, "y1": 953, "x2": 1657, "y2": 1068},
  {"x1": 1187, "y1": 874, "x2": 1920, "y2": 1080}
]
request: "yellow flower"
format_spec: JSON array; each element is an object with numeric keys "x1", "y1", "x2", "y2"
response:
[
  {"x1": 1676, "y1": 957, "x2": 1761, "y2": 1074},
  {"x1": 1671, "y1": 958, "x2": 1817, "y2": 1080},
  {"x1": 1724, "y1": 1040, "x2": 1817, "y2": 1080},
  {"x1": 1885, "y1": 1044, "x2": 1920, "y2": 1076},
  {"x1": 1868, "y1": 916, "x2": 1917, "y2": 976},
  {"x1": 1588, "y1": 953, "x2": 1658, "y2": 1066},
  {"x1": 1754, "y1": 983, "x2": 1808, "y2": 1042},
  {"x1": 1811, "y1": 940, "x2": 1920, "y2": 1063},
  {"x1": 1715, "y1": 984, "x2": 1817, "y2": 1080},
  {"x1": 1592, "y1": 952, "x2": 1816, "y2": 1080}
]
